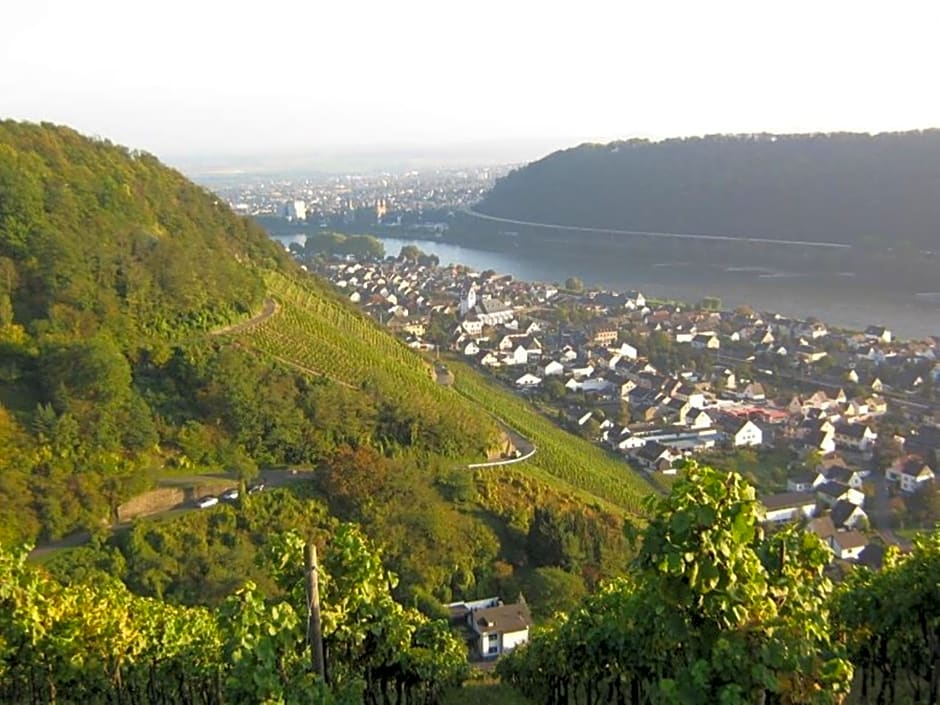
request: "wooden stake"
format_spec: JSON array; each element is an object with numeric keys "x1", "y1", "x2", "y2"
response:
[{"x1": 305, "y1": 542, "x2": 325, "y2": 680}]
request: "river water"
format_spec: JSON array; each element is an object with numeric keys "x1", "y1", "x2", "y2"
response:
[{"x1": 274, "y1": 234, "x2": 939, "y2": 340}]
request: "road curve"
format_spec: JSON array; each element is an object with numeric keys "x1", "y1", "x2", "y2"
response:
[{"x1": 211, "y1": 297, "x2": 280, "y2": 336}]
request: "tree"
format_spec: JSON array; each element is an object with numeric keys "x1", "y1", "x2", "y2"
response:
[
  {"x1": 564, "y1": 276, "x2": 584, "y2": 292},
  {"x1": 399, "y1": 244, "x2": 423, "y2": 261},
  {"x1": 501, "y1": 463, "x2": 854, "y2": 704},
  {"x1": 700, "y1": 296, "x2": 722, "y2": 311},
  {"x1": 525, "y1": 567, "x2": 588, "y2": 620}
]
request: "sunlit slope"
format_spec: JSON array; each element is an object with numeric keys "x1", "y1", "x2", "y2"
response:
[
  {"x1": 237, "y1": 271, "x2": 497, "y2": 457},
  {"x1": 240, "y1": 271, "x2": 654, "y2": 516},
  {"x1": 449, "y1": 359, "x2": 655, "y2": 516}
]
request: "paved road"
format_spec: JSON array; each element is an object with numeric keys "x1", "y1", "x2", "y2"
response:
[
  {"x1": 463, "y1": 207, "x2": 852, "y2": 250},
  {"x1": 29, "y1": 468, "x2": 314, "y2": 559}
]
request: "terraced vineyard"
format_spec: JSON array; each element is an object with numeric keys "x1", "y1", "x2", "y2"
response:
[
  {"x1": 238, "y1": 270, "x2": 654, "y2": 516},
  {"x1": 236, "y1": 271, "x2": 496, "y2": 458},
  {"x1": 240, "y1": 271, "x2": 432, "y2": 386},
  {"x1": 448, "y1": 359, "x2": 656, "y2": 516}
]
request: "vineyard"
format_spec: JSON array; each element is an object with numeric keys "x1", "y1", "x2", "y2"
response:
[
  {"x1": 239, "y1": 271, "x2": 436, "y2": 387},
  {"x1": 0, "y1": 527, "x2": 468, "y2": 705},
  {"x1": 237, "y1": 270, "x2": 655, "y2": 516},
  {"x1": 235, "y1": 271, "x2": 498, "y2": 458},
  {"x1": 447, "y1": 359, "x2": 655, "y2": 516}
]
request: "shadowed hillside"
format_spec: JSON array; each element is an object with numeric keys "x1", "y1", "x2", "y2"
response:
[{"x1": 477, "y1": 131, "x2": 940, "y2": 251}]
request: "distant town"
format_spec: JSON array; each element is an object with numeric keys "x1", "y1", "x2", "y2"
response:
[
  {"x1": 302, "y1": 244, "x2": 939, "y2": 571},
  {"x1": 211, "y1": 165, "x2": 512, "y2": 231}
]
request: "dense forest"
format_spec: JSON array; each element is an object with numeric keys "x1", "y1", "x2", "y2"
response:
[{"x1": 476, "y1": 131, "x2": 940, "y2": 251}]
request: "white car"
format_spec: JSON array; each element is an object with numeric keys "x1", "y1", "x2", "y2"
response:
[
  {"x1": 221, "y1": 488, "x2": 239, "y2": 501},
  {"x1": 195, "y1": 495, "x2": 219, "y2": 509}
]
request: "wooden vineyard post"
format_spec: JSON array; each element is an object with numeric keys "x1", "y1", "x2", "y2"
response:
[{"x1": 305, "y1": 542, "x2": 326, "y2": 680}]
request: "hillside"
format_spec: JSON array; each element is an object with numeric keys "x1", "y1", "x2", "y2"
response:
[
  {"x1": 0, "y1": 122, "x2": 640, "y2": 618},
  {"x1": 476, "y1": 130, "x2": 940, "y2": 251},
  {"x1": 0, "y1": 122, "x2": 492, "y2": 546}
]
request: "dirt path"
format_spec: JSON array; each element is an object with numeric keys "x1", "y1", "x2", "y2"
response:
[{"x1": 211, "y1": 297, "x2": 280, "y2": 336}]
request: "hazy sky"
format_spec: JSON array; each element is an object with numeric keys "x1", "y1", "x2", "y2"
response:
[{"x1": 4, "y1": 0, "x2": 940, "y2": 167}]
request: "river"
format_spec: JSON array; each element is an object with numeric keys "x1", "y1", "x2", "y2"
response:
[{"x1": 273, "y1": 234, "x2": 939, "y2": 340}]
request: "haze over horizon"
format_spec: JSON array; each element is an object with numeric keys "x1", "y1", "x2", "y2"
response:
[{"x1": 4, "y1": 0, "x2": 940, "y2": 172}]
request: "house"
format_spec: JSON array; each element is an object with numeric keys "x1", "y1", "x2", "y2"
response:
[
  {"x1": 886, "y1": 455, "x2": 936, "y2": 493},
  {"x1": 814, "y1": 466, "x2": 864, "y2": 490},
  {"x1": 634, "y1": 442, "x2": 681, "y2": 473},
  {"x1": 807, "y1": 515, "x2": 836, "y2": 542},
  {"x1": 718, "y1": 416, "x2": 763, "y2": 447},
  {"x1": 461, "y1": 317, "x2": 484, "y2": 336},
  {"x1": 761, "y1": 492, "x2": 817, "y2": 523},
  {"x1": 691, "y1": 334, "x2": 720, "y2": 350},
  {"x1": 581, "y1": 377, "x2": 614, "y2": 394},
  {"x1": 446, "y1": 596, "x2": 500, "y2": 625},
  {"x1": 515, "y1": 373, "x2": 542, "y2": 388},
  {"x1": 610, "y1": 342, "x2": 638, "y2": 360},
  {"x1": 571, "y1": 365, "x2": 595, "y2": 379},
  {"x1": 831, "y1": 500, "x2": 868, "y2": 530},
  {"x1": 474, "y1": 297, "x2": 514, "y2": 326},
  {"x1": 540, "y1": 360, "x2": 565, "y2": 377},
  {"x1": 742, "y1": 382, "x2": 766, "y2": 401},
  {"x1": 816, "y1": 481, "x2": 865, "y2": 508},
  {"x1": 802, "y1": 429, "x2": 836, "y2": 455},
  {"x1": 467, "y1": 600, "x2": 534, "y2": 659},
  {"x1": 592, "y1": 328, "x2": 619, "y2": 346},
  {"x1": 477, "y1": 351, "x2": 500, "y2": 367},
  {"x1": 507, "y1": 345, "x2": 529, "y2": 366},
  {"x1": 828, "y1": 531, "x2": 869, "y2": 561},
  {"x1": 864, "y1": 325, "x2": 892, "y2": 344},
  {"x1": 687, "y1": 408, "x2": 713, "y2": 430},
  {"x1": 462, "y1": 341, "x2": 480, "y2": 356},
  {"x1": 787, "y1": 471, "x2": 816, "y2": 493}
]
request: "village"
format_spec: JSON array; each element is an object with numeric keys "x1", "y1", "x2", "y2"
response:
[{"x1": 309, "y1": 248, "x2": 940, "y2": 570}]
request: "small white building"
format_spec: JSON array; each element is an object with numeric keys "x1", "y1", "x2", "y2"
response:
[
  {"x1": 828, "y1": 531, "x2": 869, "y2": 561},
  {"x1": 761, "y1": 492, "x2": 817, "y2": 523},
  {"x1": 515, "y1": 373, "x2": 542, "y2": 388},
  {"x1": 467, "y1": 601, "x2": 533, "y2": 659},
  {"x1": 886, "y1": 455, "x2": 935, "y2": 493}
]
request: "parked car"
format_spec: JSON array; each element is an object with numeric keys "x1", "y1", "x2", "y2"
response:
[
  {"x1": 195, "y1": 495, "x2": 219, "y2": 509},
  {"x1": 220, "y1": 488, "x2": 239, "y2": 501},
  {"x1": 248, "y1": 482, "x2": 265, "y2": 494}
]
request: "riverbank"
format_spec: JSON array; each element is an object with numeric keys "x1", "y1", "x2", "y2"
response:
[{"x1": 272, "y1": 231, "x2": 938, "y2": 340}]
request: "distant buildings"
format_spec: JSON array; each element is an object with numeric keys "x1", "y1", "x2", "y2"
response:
[{"x1": 282, "y1": 200, "x2": 307, "y2": 221}]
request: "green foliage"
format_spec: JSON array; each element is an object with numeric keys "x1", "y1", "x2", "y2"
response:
[
  {"x1": 500, "y1": 463, "x2": 853, "y2": 704},
  {"x1": 305, "y1": 232, "x2": 385, "y2": 260},
  {"x1": 241, "y1": 272, "x2": 499, "y2": 459},
  {"x1": 1, "y1": 524, "x2": 467, "y2": 705},
  {"x1": 448, "y1": 358, "x2": 653, "y2": 515},
  {"x1": 836, "y1": 533, "x2": 940, "y2": 704}
]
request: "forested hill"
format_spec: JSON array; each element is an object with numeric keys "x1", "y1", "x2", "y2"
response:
[
  {"x1": 0, "y1": 120, "x2": 289, "y2": 346},
  {"x1": 0, "y1": 122, "x2": 505, "y2": 551},
  {"x1": 476, "y1": 130, "x2": 940, "y2": 249}
]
